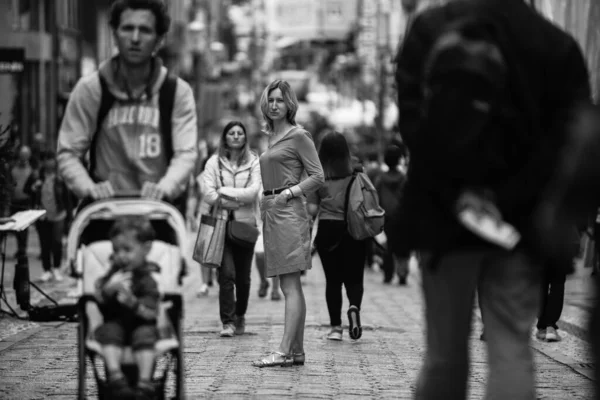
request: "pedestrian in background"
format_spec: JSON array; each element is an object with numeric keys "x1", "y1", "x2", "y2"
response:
[
  {"x1": 252, "y1": 79, "x2": 324, "y2": 367},
  {"x1": 375, "y1": 144, "x2": 409, "y2": 285},
  {"x1": 201, "y1": 121, "x2": 261, "y2": 337},
  {"x1": 10, "y1": 145, "x2": 35, "y2": 258},
  {"x1": 395, "y1": 0, "x2": 590, "y2": 398},
  {"x1": 307, "y1": 130, "x2": 367, "y2": 341},
  {"x1": 26, "y1": 153, "x2": 72, "y2": 282}
]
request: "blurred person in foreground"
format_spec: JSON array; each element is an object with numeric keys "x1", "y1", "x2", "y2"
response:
[
  {"x1": 94, "y1": 216, "x2": 160, "y2": 399},
  {"x1": 395, "y1": 0, "x2": 590, "y2": 398},
  {"x1": 56, "y1": 0, "x2": 197, "y2": 207}
]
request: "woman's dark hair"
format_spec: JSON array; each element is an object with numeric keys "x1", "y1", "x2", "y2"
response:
[
  {"x1": 218, "y1": 121, "x2": 251, "y2": 166},
  {"x1": 109, "y1": 216, "x2": 156, "y2": 243},
  {"x1": 318, "y1": 131, "x2": 353, "y2": 180},
  {"x1": 109, "y1": 0, "x2": 171, "y2": 36}
]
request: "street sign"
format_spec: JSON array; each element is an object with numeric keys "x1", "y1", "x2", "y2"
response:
[{"x1": 0, "y1": 48, "x2": 24, "y2": 74}]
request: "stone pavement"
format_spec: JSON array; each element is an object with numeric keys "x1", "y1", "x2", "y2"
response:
[{"x1": 0, "y1": 229, "x2": 596, "y2": 399}]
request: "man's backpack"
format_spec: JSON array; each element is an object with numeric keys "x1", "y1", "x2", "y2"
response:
[
  {"x1": 88, "y1": 73, "x2": 189, "y2": 214},
  {"x1": 344, "y1": 172, "x2": 385, "y2": 240},
  {"x1": 418, "y1": 14, "x2": 535, "y2": 186}
]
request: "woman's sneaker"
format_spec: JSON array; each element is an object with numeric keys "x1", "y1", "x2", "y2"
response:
[
  {"x1": 52, "y1": 269, "x2": 64, "y2": 282},
  {"x1": 39, "y1": 271, "x2": 53, "y2": 282},
  {"x1": 220, "y1": 324, "x2": 235, "y2": 337},
  {"x1": 545, "y1": 327, "x2": 562, "y2": 342},
  {"x1": 197, "y1": 284, "x2": 209, "y2": 297},
  {"x1": 235, "y1": 316, "x2": 246, "y2": 335},
  {"x1": 327, "y1": 326, "x2": 343, "y2": 341},
  {"x1": 535, "y1": 328, "x2": 546, "y2": 341},
  {"x1": 347, "y1": 306, "x2": 362, "y2": 340}
]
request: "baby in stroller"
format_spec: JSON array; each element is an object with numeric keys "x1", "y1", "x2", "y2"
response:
[{"x1": 94, "y1": 216, "x2": 161, "y2": 399}]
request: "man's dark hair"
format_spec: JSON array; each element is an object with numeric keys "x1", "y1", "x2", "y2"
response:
[
  {"x1": 109, "y1": 216, "x2": 156, "y2": 243},
  {"x1": 109, "y1": 0, "x2": 171, "y2": 36}
]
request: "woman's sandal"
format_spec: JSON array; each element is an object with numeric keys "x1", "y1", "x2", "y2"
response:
[
  {"x1": 252, "y1": 351, "x2": 293, "y2": 368},
  {"x1": 292, "y1": 352, "x2": 305, "y2": 366}
]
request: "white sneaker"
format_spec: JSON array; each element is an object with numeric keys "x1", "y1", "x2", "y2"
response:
[
  {"x1": 39, "y1": 271, "x2": 53, "y2": 282},
  {"x1": 326, "y1": 326, "x2": 343, "y2": 341},
  {"x1": 220, "y1": 324, "x2": 235, "y2": 337},
  {"x1": 545, "y1": 327, "x2": 561, "y2": 342},
  {"x1": 197, "y1": 284, "x2": 209, "y2": 297},
  {"x1": 52, "y1": 269, "x2": 64, "y2": 282}
]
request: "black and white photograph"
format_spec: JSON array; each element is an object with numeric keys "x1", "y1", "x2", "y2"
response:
[{"x1": 0, "y1": 0, "x2": 599, "y2": 399}]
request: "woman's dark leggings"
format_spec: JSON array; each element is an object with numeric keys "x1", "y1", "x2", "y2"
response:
[{"x1": 315, "y1": 220, "x2": 367, "y2": 326}]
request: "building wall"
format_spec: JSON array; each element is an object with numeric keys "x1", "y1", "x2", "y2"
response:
[
  {"x1": 0, "y1": 0, "x2": 56, "y2": 147},
  {"x1": 264, "y1": 0, "x2": 357, "y2": 41}
]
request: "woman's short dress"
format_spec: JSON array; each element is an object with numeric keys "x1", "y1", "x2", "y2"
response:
[{"x1": 261, "y1": 195, "x2": 312, "y2": 277}]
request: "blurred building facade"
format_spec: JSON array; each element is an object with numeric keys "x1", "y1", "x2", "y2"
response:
[{"x1": 533, "y1": 0, "x2": 600, "y2": 101}]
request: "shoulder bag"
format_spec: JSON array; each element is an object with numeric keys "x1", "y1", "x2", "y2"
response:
[{"x1": 192, "y1": 198, "x2": 227, "y2": 268}]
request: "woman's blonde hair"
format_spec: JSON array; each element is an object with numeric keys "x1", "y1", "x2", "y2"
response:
[{"x1": 259, "y1": 79, "x2": 300, "y2": 135}]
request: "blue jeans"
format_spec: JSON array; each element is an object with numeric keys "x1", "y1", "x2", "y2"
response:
[
  {"x1": 416, "y1": 249, "x2": 541, "y2": 400},
  {"x1": 218, "y1": 238, "x2": 254, "y2": 325}
]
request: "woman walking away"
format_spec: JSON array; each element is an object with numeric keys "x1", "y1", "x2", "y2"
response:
[
  {"x1": 201, "y1": 121, "x2": 261, "y2": 337},
  {"x1": 307, "y1": 131, "x2": 367, "y2": 341},
  {"x1": 252, "y1": 80, "x2": 324, "y2": 367}
]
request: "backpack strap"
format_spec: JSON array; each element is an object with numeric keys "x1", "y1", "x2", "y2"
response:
[
  {"x1": 158, "y1": 73, "x2": 178, "y2": 160},
  {"x1": 343, "y1": 172, "x2": 358, "y2": 225},
  {"x1": 90, "y1": 74, "x2": 116, "y2": 181},
  {"x1": 90, "y1": 73, "x2": 178, "y2": 180}
]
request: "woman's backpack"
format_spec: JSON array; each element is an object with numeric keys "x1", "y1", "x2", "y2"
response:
[{"x1": 343, "y1": 172, "x2": 385, "y2": 240}]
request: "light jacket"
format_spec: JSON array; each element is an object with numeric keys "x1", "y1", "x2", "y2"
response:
[
  {"x1": 57, "y1": 56, "x2": 198, "y2": 199},
  {"x1": 200, "y1": 153, "x2": 261, "y2": 226}
]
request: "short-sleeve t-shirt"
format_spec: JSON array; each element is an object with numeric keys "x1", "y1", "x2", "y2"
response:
[{"x1": 307, "y1": 176, "x2": 352, "y2": 221}]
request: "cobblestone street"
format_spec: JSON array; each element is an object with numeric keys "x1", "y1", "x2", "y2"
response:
[{"x1": 0, "y1": 231, "x2": 596, "y2": 399}]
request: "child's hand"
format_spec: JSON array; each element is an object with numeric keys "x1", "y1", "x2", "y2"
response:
[
  {"x1": 102, "y1": 278, "x2": 130, "y2": 300},
  {"x1": 116, "y1": 288, "x2": 137, "y2": 309}
]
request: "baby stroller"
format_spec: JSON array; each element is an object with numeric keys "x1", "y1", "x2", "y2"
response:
[{"x1": 66, "y1": 195, "x2": 188, "y2": 399}]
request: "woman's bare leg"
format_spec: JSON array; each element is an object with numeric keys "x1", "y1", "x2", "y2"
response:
[{"x1": 278, "y1": 272, "x2": 306, "y2": 354}]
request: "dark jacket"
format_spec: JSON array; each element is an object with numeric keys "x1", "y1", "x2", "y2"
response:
[
  {"x1": 394, "y1": 0, "x2": 591, "y2": 255},
  {"x1": 95, "y1": 261, "x2": 161, "y2": 322},
  {"x1": 375, "y1": 169, "x2": 407, "y2": 227}
]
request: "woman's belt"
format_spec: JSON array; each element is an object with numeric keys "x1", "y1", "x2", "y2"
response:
[{"x1": 263, "y1": 187, "x2": 289, "y2": 196}]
